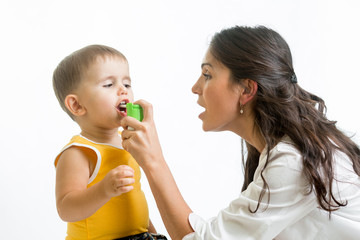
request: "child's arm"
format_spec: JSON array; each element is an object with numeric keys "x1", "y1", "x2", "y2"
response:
[{"x1": 55, "y1": 146, "x2": 135, "y2": 222}]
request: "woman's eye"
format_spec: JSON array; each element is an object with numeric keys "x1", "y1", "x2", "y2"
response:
[
  {"x1": 124, "y1": 84, "x2": 131, "y2": 88},
  {"x1": 202, "y1": 73, "x2": 211, "y2": 80}
]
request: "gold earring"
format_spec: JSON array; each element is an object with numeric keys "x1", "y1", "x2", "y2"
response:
[{"x1": 240, "y1": 103, "x2": 244, "y2": 114}]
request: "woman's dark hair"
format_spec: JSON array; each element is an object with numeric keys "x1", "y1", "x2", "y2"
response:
[{"x1": 210, "y1": 25, "x2": 360, "y2": 213}]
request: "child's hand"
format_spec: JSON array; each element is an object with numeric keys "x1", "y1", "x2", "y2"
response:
[{"x1": 101, "y1": 165, "x2": 135, "y2": 198}]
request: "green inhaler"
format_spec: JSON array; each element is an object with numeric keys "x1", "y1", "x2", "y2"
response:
[{"x1": 126, "y1": 103, "x2": 143, "y2": 122}]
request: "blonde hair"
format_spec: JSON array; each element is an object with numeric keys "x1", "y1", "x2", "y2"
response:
[{"x1": 52, "y1": 44, "x2": 127, "y2": 119}]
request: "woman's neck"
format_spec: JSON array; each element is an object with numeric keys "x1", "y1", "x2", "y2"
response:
[
  {"x1": 233, "y1": 115, "x2": 266, "y2": 153},
  {"x1": 248, "y1": 130, "x2": 266, "y2": 153}
]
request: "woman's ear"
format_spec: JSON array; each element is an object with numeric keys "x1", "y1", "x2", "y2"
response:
[
  {"x1": 239, "y1": 79, "x2": 258, "y2": 105},
  {"x1": 64, "y1": 94, "x2": 86, "y2": 117}
]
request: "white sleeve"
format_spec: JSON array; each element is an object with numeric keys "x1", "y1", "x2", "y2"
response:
[{"x1": 183, "y1": 143, "x2": 318, "y2": 240}]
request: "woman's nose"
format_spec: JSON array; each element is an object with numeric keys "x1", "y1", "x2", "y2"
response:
[{"x1": 192, "y1": 77, "x2": 202, "y2": 95}]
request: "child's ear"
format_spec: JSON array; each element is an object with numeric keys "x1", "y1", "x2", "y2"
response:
[
  {"x1": 64, "y1": 94, "x2": 86, "y2": 117},
  {"x1": 239, "y1": 79, "x2": 258, "y2": 105}
]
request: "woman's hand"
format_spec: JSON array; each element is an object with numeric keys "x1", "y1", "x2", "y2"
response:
[
  {"x1": 121, "y1": 100, "x2": 194, "y2": 239},
  {"x1": 120, "y1": 100, "x2": 164, "y2": 170}
]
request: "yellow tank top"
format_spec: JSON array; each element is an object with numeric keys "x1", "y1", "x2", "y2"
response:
[{"x1": 55, "y1": 134, "x2": 149, "y2": 240}]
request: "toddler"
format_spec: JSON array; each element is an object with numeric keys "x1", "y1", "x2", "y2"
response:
[{"x1": 53, "y1": 45, "x2": 167, "y2": 240}]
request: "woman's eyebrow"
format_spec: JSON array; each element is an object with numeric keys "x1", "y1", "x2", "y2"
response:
[{"x1": 201, "y1": 63, "x2": 213, "y2": 69}]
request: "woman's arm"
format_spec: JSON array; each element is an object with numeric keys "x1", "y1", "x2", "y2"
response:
[
  {"x1": 144, "y1": 157, "x2": 193, "y2": 240},
  {"x1": 121, "y1": 100, "x2": 194, "y2": 240}
]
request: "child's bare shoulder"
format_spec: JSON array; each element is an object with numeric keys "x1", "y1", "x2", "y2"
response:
[{"x1": 57, "y1": 145, "x2": 97, "y2": 169}]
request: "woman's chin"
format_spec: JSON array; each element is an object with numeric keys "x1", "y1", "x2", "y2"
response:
[
  {"x1": 202, "y1": 122, "x2": 214, "y2": 132},
  {"x1": 202, "y1": 121, "x2": 227, "y2": 132}
]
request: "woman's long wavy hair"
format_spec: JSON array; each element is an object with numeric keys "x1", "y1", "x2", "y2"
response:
[{"x1": 210, "y1": 25, "x2": 360, "y2": 213}]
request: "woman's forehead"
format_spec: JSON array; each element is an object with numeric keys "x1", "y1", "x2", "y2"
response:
[{"x1": 201, "y1": 49, "x2": 226, "y2": 70}]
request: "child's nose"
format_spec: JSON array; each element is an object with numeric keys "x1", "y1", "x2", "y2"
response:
[{"x1": 117, "y1": 85, "x2": 128, "y2": 95}]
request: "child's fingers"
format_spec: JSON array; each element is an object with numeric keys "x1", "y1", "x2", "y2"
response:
[
  {"x1": 113, "y1": 165, "x2": 134, "y2": 177},
  {"x1": 115, "y1": 185, "x2": 134, "y2": 194},
  {"x1": 112, "y1": 166, "x2": 135, "y2": 190},
  {"x1": 103, "y1": 166, "x2": 135, "y2": 197},
  {"x1": 115, "y1": 177, "x2": 135, "y2": 187},
  {"x1": 112, "y1": 177, "x2": 135, "y2": 194}
]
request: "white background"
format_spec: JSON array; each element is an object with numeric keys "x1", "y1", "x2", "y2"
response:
[{"x1": 0, "y1": 0, "x2": 359, "y2": 239}]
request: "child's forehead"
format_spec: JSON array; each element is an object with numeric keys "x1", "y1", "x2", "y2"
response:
[
  {"x1": 81, "y1": 54, "x2": 129, "y2": 80},
  {"x1": 94, "y1": 54, "x2": 127, "y2": 64},
  {"x1": 84, "y1": 54, "x2": 128, "y2": 73}
]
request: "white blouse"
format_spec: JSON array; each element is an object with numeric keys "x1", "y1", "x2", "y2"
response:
[{"x1": 183, "y1": 138, "x2": 360, "y2": 240}]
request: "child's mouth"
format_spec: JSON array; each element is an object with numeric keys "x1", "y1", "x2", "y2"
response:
[{"x1": 117, "y1": 101, "x2": 127, "y2": 114}]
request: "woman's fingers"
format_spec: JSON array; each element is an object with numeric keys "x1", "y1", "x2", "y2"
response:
[
  {"x1": 121, "y1": 127, "x2": 137, "y2": 152},
  {"x1": 120, "y1": 99, "x2": 153, "y2": 131},
  {"x1": 134, "y1": 99, "x2": 153, "y2": 122},
  {"x1": 120, "y1": 100, "x2": 163, "y2": 169},
  {"x1": 121, "y1": 129, "x2": 142, "y2": 153},
  {"x1": 121, "y1": 116, "x2": 141, "y2": 131}
]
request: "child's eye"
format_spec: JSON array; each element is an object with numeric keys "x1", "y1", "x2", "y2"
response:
[
  {"x1": 103, "y1": 83, "x2": 113, "y2": 88},
  {"x1": 124, "y1": 84, "x2": 131, "y2": 88}
]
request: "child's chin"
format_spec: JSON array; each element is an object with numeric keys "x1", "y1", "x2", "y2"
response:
[{"x1": 118, "y1": 111, "x2": 127, "y2": 117}]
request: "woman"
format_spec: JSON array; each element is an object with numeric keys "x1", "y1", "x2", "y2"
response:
[{"x1": 120, "y1": 26, "x2": 360, "y2": 240}]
